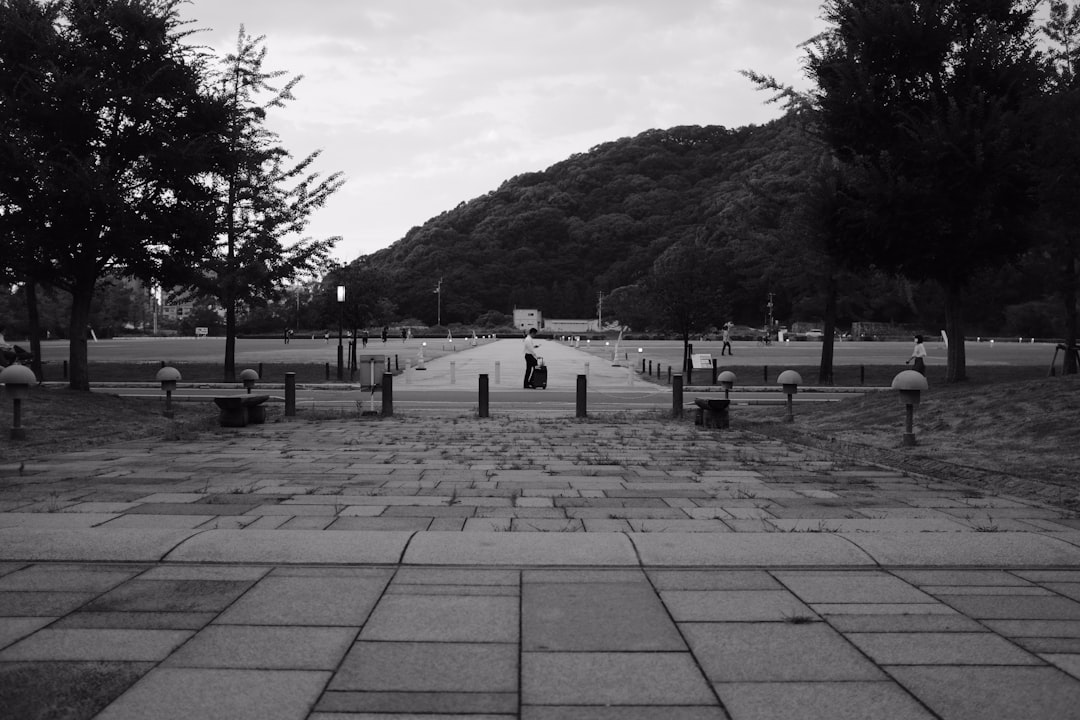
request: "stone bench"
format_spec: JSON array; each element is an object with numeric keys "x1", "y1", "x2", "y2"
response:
[
  {"x1": 694, "y1": 398, "x2": 730, "y2": 430},
  {"x1": 213, "y1": 394, "x2": 270, "y2": 428}
]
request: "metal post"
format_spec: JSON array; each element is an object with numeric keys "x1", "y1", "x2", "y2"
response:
[
  {"x1": 382, "y1": 372, "x2": 393, "y2": 417},
  {"x1": 479, "y1": 374, "x2": 489, "y2": 418},
  {"x1": 903, "y1": 404, "x2": 916, "y2": 446},
  {"x1": 285, "y1": 372, "x2": 296, "y2": 417},
  {"x1": 336, "y1": 285, "x2": 345, "y2": 381},
  {"x1": 672, "y1": 374, "x2": 683, "y2": 418},
  {"x1": 11, "y1": 398, "x2": 25, "y2": 440},
  {"x1": 576, "y1": 374, "x2": 587, "y2": 418},
  {"x1": 711, "y1": 358, "x2": 718, "y2": 385},
  {"x1": 164, "y1": 390, "x2": 174, "y2": 419}
]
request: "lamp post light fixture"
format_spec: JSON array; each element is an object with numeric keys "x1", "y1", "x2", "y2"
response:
[
  {"x1": 156, "y1": 366, "x2": 181, "y2": 419},
  {"x1": 240, "y1": 368, "x2": 259, "y2": 394},
  {"x1": 717, "y1": 370, "x2": 737, "y2": 400},
  {"x1": 336, "y1": 285, "x2": 345, "y2": 381},
  {"x1": 892, "y1": 370, "x2": 929, "y2": 446},
  {"x1": 777, "y1": 370, "x2": 802, "y2": 423},
  {"x1": 1, "y1": 364, "x2": 36, "y2": 440}
]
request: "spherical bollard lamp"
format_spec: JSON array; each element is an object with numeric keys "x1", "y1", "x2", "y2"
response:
[
  {"x1": 156, "y1": 366, "x2": 181, "y2": 419},
  {"x1": 777, "y1": 370, "x2": 802, "y2": 423},
  {"x1": 717, "y1": 371, "x2": 737, "y2": 400},
  {"x1": 1, "y1": 364, "x2": 37, "y2": 440},
  {"x1": 892, "y1": 370, "x2": 929, "y2": 447},
  {"x1": 240, "y1": 368, "x2": 259, "y2": 394}
]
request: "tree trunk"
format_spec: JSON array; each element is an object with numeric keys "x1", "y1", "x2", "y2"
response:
[
  {"x1": 943, "y1": 281, "x2": 967, "y2": 384},
  {"x1": 67, "y1": 284, "x2": 93, "y2": 391},
  {"x1": 1062, "y1": 236, "x2": 1078, "y2": 375},
  {"x1": 223, "y1": 295, "x2": 237, "y2": 382},
  {"x1": 24, "y1": 282, "x2": 43, "y2": 380},
  {"x1": 818, "y1": 271, "x2": 837, "y2": 385}
]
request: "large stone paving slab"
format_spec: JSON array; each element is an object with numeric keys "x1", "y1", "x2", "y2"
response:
[
  {"x1": 92, "y1": 667, "x2": 330, "y2": 720},
  {"x1": 523, "y1": 581, "x2": 684, "y2": 651}
]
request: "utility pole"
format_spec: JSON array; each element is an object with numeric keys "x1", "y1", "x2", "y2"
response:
[
  {"x1": 766, "y1": 292, "x2": 775, "y2": 336},
  {"x1": 435, "y1": 277, "x2": 443, "y2": 326}
]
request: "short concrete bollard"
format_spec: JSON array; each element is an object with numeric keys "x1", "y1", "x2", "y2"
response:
[
  {"x1": 672, "y1": 374, "x2": 684, "y2": 419},
  {"x1": 479, "y1": 374, "x2": 489, "y2": 418},
  {"x1": 156, "y1": 366, "x2": 181, "y2": 419},
  {"x1": 892, "y1": 370, "x2": 929, "y2": 446},
  {"x1": 382, "y1": 372, "x2": 394, "y2": 417},
  {"x1": 777, "y1": 370, "x2": 802, "y2": 423},
  {"x1": 577, "y1": 374, "x2": 587, "y2": 418},
  {"x1": 285, "y1": 372, "x2": 296, "y2": 416},
  {"x1": 1, "y1": 364, "x2": 36, "y2": 440}
]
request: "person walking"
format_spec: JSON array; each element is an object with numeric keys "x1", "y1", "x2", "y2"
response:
[
  {"x1": 906, "y1": 335, "x2": 927, "y2": 375},
  {"x1": 721, "y1": 323, "x2": 733, "y2": 356},
  {"x1": 523, "y1": 328, "x2": 539, "y2": 388}
]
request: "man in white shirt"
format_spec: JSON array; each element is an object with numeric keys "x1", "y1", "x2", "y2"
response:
[{"x1": 523, "y1": 328, "x2": 539, "y2": 388}]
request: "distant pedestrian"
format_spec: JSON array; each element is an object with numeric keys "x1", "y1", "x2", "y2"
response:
[
  {"x1": 401, "y1": 327, "x2": 407, "y2": 342},
  {"x1": 906, "y1": 335, "x2": 927, "y2": 375},
  {"x1": 523, "y1": 328, "x2": 539, "y2": 388},
  {"x1": 362, "y1": 330, "x2": 369, "y2": 347},
  {"x1": 324, "y1": 331, "x2": 329, "y2": 344},
  {"x1": 721, "y1": 323, "x2": 733, "y2": 356},
  {"x1": 381, "y1": 326, "x2": 388, "y2": 343},
  {"x1": 283, "y1": 327, "x2": 290, "y2": 344}
]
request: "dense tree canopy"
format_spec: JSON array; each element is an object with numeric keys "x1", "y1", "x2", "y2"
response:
[
  {"x1": 0, "y1": 0, "x2": 226, "y2": 389},
  {"x1": 805, "y1": 0, "x2": 1045, "y2": 381}
]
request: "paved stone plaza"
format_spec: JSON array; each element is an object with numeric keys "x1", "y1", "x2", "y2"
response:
[{"x1": 2, "y1": 341, "x2": 1080, "y2": 719}]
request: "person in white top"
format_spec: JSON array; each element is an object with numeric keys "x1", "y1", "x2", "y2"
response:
[
  {"x1": 523, "y1": 328, "x2": 539, "y2": 388},
  {"x1": 906, "y1": 335, "x2": 927, "y2": 375}
]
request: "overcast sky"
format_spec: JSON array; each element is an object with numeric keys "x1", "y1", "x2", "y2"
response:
[{"x1": 181, "y1": 0, "x2": 826, "y2": 263}]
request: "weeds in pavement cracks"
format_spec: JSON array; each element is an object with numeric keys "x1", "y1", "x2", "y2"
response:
[{"x1": 972, "y1": 514, "x2": 1000, "y2": 532}]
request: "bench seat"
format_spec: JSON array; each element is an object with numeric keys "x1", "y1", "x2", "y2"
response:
[
  {"x1": 694, "y1": 398, "x2": 730, "y2": 430},
  {"x1": 213, "y1": 394, "x2": 270, "y2": 427}
]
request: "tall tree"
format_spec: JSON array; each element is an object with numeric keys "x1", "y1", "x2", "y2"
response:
[
  {"x1": 805, "y1": 0, "x2": 1044, "y2": 382},
  {"x1": 645, "y1": 232, "x2": 724, "y2": 373},
  {"x1": 0, "y1": 0, "x2": 226, "y2": 390},
  {"x1": 1038, "y1": 1, "x2": 1080, "y2": 373},
  {"x1": 176, "y1": 28, "x2": 343, "y2": 380}
]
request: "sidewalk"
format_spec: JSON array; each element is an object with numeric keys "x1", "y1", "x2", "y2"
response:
[
  {"x1": 395, "y1": 337, "x2": 660, "y2": 392},
  {"x1": 2, "y1": 357, "x2": 1080, "y2": 717}
]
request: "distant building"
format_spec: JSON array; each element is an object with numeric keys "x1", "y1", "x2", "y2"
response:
[
  {"x1": 544, "y1": 318, "x2": 601, "y2": 333},
  {"x1": 513, "y1": 308, "x2": 543, "y2": 332}
]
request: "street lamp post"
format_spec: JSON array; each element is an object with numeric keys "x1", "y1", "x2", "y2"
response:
[{"x1": 336, "y1": 285, "x2": 345, "y2": 381}]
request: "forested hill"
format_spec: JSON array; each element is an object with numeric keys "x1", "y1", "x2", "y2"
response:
[{"x1": 366, "y1": 116, "x2": 819, "y2": 326}]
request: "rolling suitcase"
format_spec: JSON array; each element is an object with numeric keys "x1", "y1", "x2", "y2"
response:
[{"x1": 529, "y1": 357, "x2": 548, "y2": 389}]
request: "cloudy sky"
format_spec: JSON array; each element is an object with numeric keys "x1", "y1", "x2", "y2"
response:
[{"x1": 181, "y1": 0, "x2": 826, "y2": 263}]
